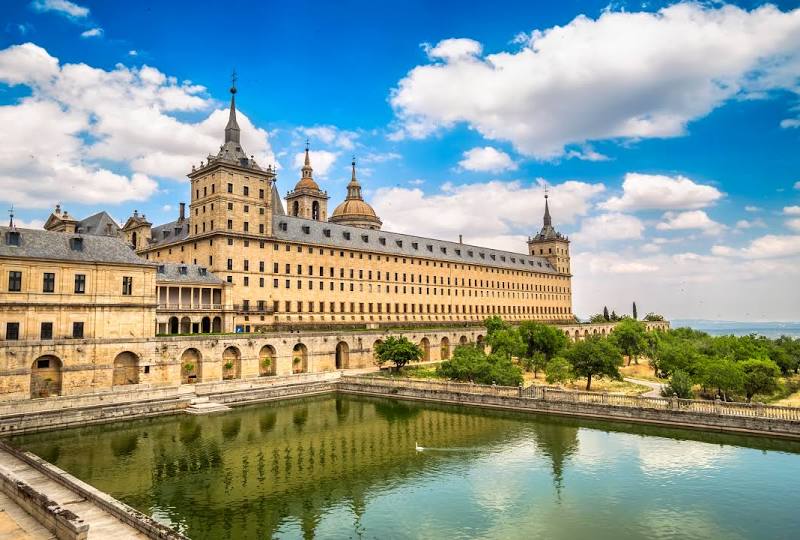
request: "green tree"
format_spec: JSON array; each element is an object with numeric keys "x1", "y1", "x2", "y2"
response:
[
  {"x1": 740, "y1": 358, "x2": 781, "y2": 402},
  {"x1": 610, "y1": 318, "x2": 647, "y2": 365},
  {"x1": 521, "y1": 351, "x2": 549, "y2": 378},
  {"x1": 661, "y1": 369, "x2": 693, "y2": 399},
  {"x1": 774, "y1": 336, "x2": 800, "y2": 375},
  {"x1": 632, "y1": 302, "x2": 638, "y2": 320},
  {"x1": 484, "y1": 316, "x2": 509, "y2": 337},
  {"x1": 564, "y1": 336, "x2": 623, "y2": 390},
  {"x1": 603, "y1": 306, "x2": 610, "y2": 321},
  {"x1": 589, "y1": 313, "x2": 606, "y2": 323},
  {"x1": 518, "y1": 321, "x2": 569, "y2": 360},
  {"x1": 643, "y1": 312, "x2": 664, "y2": 321},
  {"x1": 545, "y1": 357, "x2": 573, "y2": 385},
  {"x1": 374, "y1": 336, "x2": 423, "y2": 371},
  {"x1": 698, "y1": 358, "x2": 743, "y2": 401},
  {"x1": 438, "y1": 345, "x2": 522, "y2": 386},
  {"x1": 486, "y1": 328, "x2": 525, "y2": 360}
]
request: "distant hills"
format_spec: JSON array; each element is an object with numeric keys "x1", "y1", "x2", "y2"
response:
[{"x1": 670, "y1": 319, "x2": 800, "y2": 338}]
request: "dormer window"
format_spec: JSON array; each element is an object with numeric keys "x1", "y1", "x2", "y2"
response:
[
  {"x1": 511, "y1": 257, "x2": 516, "y2": 263},
  {"x1": 490, "y1": 254, "x2": 496, "y2": 260},
  {"x1": 302, "y1": 225, "x2": 310, "y2": 234},
  {"x1": 440, "y1": 247, "x2": 447, "y2": 254},
  {"x1": 500, "y1": 256, "x2": 506, "y2": 262},
  {"x1": 163, "y1": 230, "x2": 170, "y2": 239},
  {"x1": 343, "y1": 232, "x2": 351, "y2": 240},
  {"x1": 361, "y1": 234, "x2": 369, "y2": 242},
  {"x1": 199, "y1": 267, "x2": 207, "y2": 276},
  {"x1": 479, "y1": 252, "x2": 485, "y2": 259},
  {"x1": 467, "y1": 250, "x2": 473, "y2": 257},
  {"x1": 5, "y1": 231, "x2": 20, "y2": 246},
  {"x1": 69, "y1": 237, "x2": 83, "y2": 251},
  {"x1": 412, "y1": 242, "x2": 418, "y2": 249},
  {"x1": 157, "y1": 264, "x2": 165, "y2": 273},
  {"x1": 323, "y1": 228, "x2": 331, "y2": 237},
  {"x1": 279, "y1": 222, "x2": 287, "y2": 231},
  {"x1": 174, "y1": 227, "x2": 182, "y2": 235},
  {"x1": 379, "y1": 237, "x2": 386, "y2": 245},
  {"x1": 396, "y1": 240, "x2": 403, "y2": 247},
  {"x1": 455, "y1": 249, "x2": 461, "y2": 256},
  {"x1": 179, "y1": 266, "x2": 188, "y2": 275},
  {"x1": 426, "y1": 244, "x2": 433, "y2": 252}
]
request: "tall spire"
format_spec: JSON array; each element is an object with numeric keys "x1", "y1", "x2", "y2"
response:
[
  {"x1": 346, "y1": 156, "x2": 362, "y2": 200},
  {"x1": 224, "y1": 70, "x2": 240, "y2": 144},
  {"x1": 8, "y1": 205, "x2": 15, "y2": 230},
  {"x1": 304, "y1": 139, "x2": 311, "y2": 166},
  {"x1": 543, "y1": 186, "x2": 552, "y2": 227}
]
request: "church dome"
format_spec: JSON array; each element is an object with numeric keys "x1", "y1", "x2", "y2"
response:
[
  {"x1": 295, "y1": 176, "x2": 321, "y2": 191},
  {"x1": 328, "y1": 159, "x2": 382, "y2": 229},
  {"x1": 331, "y1": 198, "x2": 379, "y2": 219}
]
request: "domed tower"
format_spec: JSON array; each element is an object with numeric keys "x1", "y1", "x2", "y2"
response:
[
  {"x1": 527, "y1": 189, "x2": 571, "y2": 274},
  {"x1": 285, "y1": 142, "x2": 329, "y2": 221},
  {"x1": 329, "y1": 158, "x2": 382, "y2": 230}
]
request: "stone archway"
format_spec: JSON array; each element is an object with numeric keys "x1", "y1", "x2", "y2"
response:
[
  {"x1": 212, "y1": 316, "x2": 222, "y2": 333},
  {"x1": 181, "y1": 348, "x2": 202, "y2": 384},
  {"x1": 259, "y1": 345, "x2": 276, "y2": 377},
  {"x1": 574, "y1": 329, "x2": 580, "y2": 341},
  {"x1": 292, "y1": 343, "x2": 308, "y2": 374},
  {"x1": 222, "y1": 346, "x2": 241, "y2": 380},
  {"x1": 30, "y1": 355, "x2": 62, "y2": 398},
  {"x1": 420, "y1": 337, "x2": 430, "y2": 362},
  {"x1": 372, "y1": 339, "x2": 383, "y2": 366},
  {"x1": 180, "y1": 316, "x2": 191, "y2": 334},
  {"x1": 335, "y1": 341, "x2": 350, "y2": 370},
  {"x1": 112, "y1": 351, "x2": 139, "y2": 386},
  {"x1": 201, "y1": 316, "x2": 211, "y2": 333},
  {"x1": 440, "y1": 337, "x2": 450, "y2": 360},
  {"x1": 169, "y1": 316, "x2": 179, "y2": 334},
  {"x1": 459, "y1": 335, "x2": 468, "y2": 346}
]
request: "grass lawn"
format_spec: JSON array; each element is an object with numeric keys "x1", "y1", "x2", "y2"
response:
[{"x1": 523, "y1": 371, "x2": 651, "y2": 396}]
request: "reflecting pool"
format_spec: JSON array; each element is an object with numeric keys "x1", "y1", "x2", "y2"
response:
[{"x1": 10, "y1": 395, "x2": 800, "y2": 539}]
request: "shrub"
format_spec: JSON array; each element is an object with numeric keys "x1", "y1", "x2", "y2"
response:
[
  {"x1": 661, "y1": 369, "x2": 693, "y2": 399},
  {"x1": 545, "y1": 357, "x2": 573, "y2": 385},
  {"x1": 438, "y1": 345, "x2": 522, "y2": 386}
]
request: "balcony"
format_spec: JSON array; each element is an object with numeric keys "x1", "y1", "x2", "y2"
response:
[
  {"x1": 233, "y1": 304, "x2": 274, "y2": 314},
  {"x1": 157, "y1": 303, "x2": 224, "y2": 311}
]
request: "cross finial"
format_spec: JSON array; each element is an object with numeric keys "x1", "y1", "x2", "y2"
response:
[
  {"x1": 8, "y1": 205, "x2": 15, "y2": 228},
  {"x1": 230, "y1": 69, "x2": 238, "y2": 94},
  {"x1": 305, "y1": 138, "x2": 309, "y2": 151},
  {"x1": 544, "y1": 184, "x2": 549, "y2": 199}
]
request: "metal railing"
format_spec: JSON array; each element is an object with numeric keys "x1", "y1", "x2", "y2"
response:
[{"x1": 342, "y1": 375, "x2": 800, "y2": 422}]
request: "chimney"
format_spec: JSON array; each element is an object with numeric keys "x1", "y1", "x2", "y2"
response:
[
  {"x1": 459, "y1": 234, "x2": 463, "y2": 244},
  {"x1": 179, "y1": 202, "x2": 186, "y2": 221}
]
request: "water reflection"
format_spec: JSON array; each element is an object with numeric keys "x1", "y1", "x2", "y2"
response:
[{"x1": 10, "y1": 395, "x2": 800, "y2": 540}]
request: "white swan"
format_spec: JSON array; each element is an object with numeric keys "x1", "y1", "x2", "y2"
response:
[{"x1": 415, "y1": 441, "x2": 424, "y2": 452}]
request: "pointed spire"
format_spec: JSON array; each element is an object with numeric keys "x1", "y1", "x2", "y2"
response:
[
  {"x1": 304, "y1": 139, "x2": 311, "y2": 166},
  {"x1": 543, "y1": 186, "x2": 552, "y2": 227},
  {"x1": 224, "y1": 70, "x2": 240, "y2": 144},
  {"x1": 8, "y1": 205, "x2": 15, "y2": 230},
  {"x1": 346, "y1": 156, "x2": 362, "y2": 200}
]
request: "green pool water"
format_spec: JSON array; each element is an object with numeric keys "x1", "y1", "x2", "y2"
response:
[{"x1": 10, "y1": 395, "x2": 800, "y2": 539}]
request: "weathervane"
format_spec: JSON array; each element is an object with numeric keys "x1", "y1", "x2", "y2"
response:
[
  {"x1": 8, "y1": 205, "x2": 15, "y2": 228},
  {"x1": 230, "y1": 69, "x2": 237, "y2": 93},
  {"x1": 544, "y1": 183, "x2": 549, "y2": 199}
]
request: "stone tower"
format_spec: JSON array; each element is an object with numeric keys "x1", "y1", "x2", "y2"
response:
[
  {"x1": 527, "y1": 190, "x2": 571, "y2": 274},
  {"x1": 285, "y1": 142, "x2": 329, "y2": 221},
  {"x1": 186, "y1": 77, "x2": 276, "y2": 240}
]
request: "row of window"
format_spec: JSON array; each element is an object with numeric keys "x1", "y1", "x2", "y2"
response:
[
  {"x1": 4, "y1": 271, "x2": 133, "y2": 296},
  {"x1": 193, "y1": 183, "x2": 267, "y2": 200},
  {"x1": 4, "y1": 321, "x2": 84, "y2": 340},
  {"x1": 246, "y1": 301, "x2": 570, "y2": 315}
]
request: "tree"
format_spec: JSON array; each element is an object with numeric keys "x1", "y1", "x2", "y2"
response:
[
  {"x1": 773, "y1": 336, "x2": 800, "y2": 375},
  {"x1": 661, "y1": 369, "x2": 693, "y2": 399},
  {"x1": 603, "y1": 306, "x2": 610, "y2": 321},
  {"x1": 486, "y1": 327, "x2": 525, "y2": 360},
  {"x1": 740, "y1": 358, "x2": 781, "y2": 402},
  {"x1": 374, "y1": 336, "x2": 422, "y2": 371},
  {"x1": 610, "y1": 310, "x2": 619, "y2": 321},
  {"x1": 545, "y1": 357, "x2": 573, "y2": 385},
  {"x1": 564, "y1": 336, "x2": 623, "y2": 390},
  {"x1": 438, "y1": 345, "x2": 522, "y2": 386},
  {"x1": 697, "y1": 358, "x2": 743, "y2": 401},
  {"x1": 521, "y1": 351, "x2": 549, "y2": 378},
  {"x1": 610, "y1": 318, "x2": 647, "y2": 365},
  {"x1": 484, "y1": 316, "x2": 509, "y2": 337},
  {"x1": 589, "y1": 313, "x2": 606, "y2": 323},
  {"x1": 632, "y1": 302, "x2": 638, "y2": 320},
  {"x1": 643, "y1": 312, "x2": 664, "y2": 321},
  {"x1": 518, "y1": 321, "x2": 568, "y2": 360}
]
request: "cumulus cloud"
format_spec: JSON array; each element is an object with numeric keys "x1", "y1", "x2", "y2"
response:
[
  {"x1": 656, "y1": 210, "x2": 725, "y2": 235},
  {"x1": 291, "y1": 150, "x2": 338, "y2": 178},
  {"x1": 458, "y1": 146, "x2": 517, "y2": 172},
  {"x1": 572, "y1": 213, "x2": 644, "y2": 245},
  {"x1": 713, "y1": 235, "x2": 800, "y2": 258},
  {"x1": 0, "y1": 42, "x2": 276, "y2": 208},
  {"x1": 31, "y1": 0, "x2": 88, "y2": 18},
  {"x1": 745, "y1": 205, "x2": 762, "y2": 212},
  {"x1": 783, "y1": 205, "x2": 800, "y2": 216},
  {"x1": 80, "y1": 27, "x2": 102, "y2": 38},
  {"x1": 786, "y1": 218, "x2": 800, "y2": 232},
  {"x1": 600, "y1": 173, "x2": 723, "y2": 211},
  {"x1": 735, "y1": 218, "x2": 766, "y2": 229},
  {"x1": 390, "y1": 3, "x2": 800, "y2": 158},
  {"x1": 794, "y1": 181, "x2": 800, "y2": 190},
  {"x1": 371, "y1": 179, "x2": 604, "y2": 251},
  {"x1": 300, "y1": 125, "x2": 358, "y2": 150}
]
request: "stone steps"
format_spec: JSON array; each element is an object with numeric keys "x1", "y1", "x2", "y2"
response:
[{"x1": 184, "y1": 398, "x2": 230, "y2": 415}]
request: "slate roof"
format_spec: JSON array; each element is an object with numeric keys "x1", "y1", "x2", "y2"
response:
[
  {"x1": 150, "y1": 219, "x2": 190, "y2": 247},
  {"x1": 156, "y1": 262, "x2": 223, "y2": 284},
  {"x1": 0, "y1": 226, "x2": 152, "y2": 266},
  {"x1": 272, "y1": 215, "x2": 558, "y2": 274},
  {"x1": 77, "y1": 211, "x2": 120, "y2": 236}
]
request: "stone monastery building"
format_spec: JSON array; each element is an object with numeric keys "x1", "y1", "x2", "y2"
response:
[{"x1": 0, "y1": 83, "x2": 573, "y2": 343}]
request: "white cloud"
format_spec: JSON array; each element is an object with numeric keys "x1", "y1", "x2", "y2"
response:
[
  {"x1": 713, "y1": 235, "x2": 800, "y2": 259},
  {"x1": 371, "y1": 179, "x2": 604, "y2": 251},
  {"x1": 783, "y1": 205, "x2": 800, "y2": 216},
  {"x1": 656, "y1": 210, "x2": 725, "y2": 235},
  {"x1": 360, "y1": 152, "x2": 401, "y2": 164},
  {"x1": 458, "y1": 146, "x2": 517, "y2": 173},
  {"x1": 291, "y1": 150, "x2": 338, "y2": 179},
  {"x1": 408, "y1": 179, "x2": 424, "y2": 186},
  {"x1": 300, "y1": 125, "x2": 358, "y2": 150},
  {"x1": 745, "y1": 205, "x2": 762, "y2": 212},
  {"x1": 390, "y1": 3, "x2": 800, "y2": 158},
  {"x1": 128, "y1": 50, "x2": 138, "y2": 57},
  {"x1": 14, "y1": 218, "x2": 45, "y2": 229},
  {"x1": 735, "y1": 218, "x2": 766, "y2": 229},
  {"x1": 572, "y1": 213, "x2": 644, "y2": 245},
  {"x1": 80, "y1": 27, "x2": 102, "y2": 38},
  {"x1": 786, "y1": 219, "x2": 800, "y2": 232},
  {"x1": 794, "y1": 181, "x2": 800, "y2": 190},
  {"x1": 31, "y1": 0, "x2": 88, "y2": 18},
  {"x1": 0, "y1": 42, "x2": 276, "y2": 207},
  {"x1": 601, "y1": 173, "x2": 723, "y2": 212},
  {"x1": 783, "y1": 119, "x2": 800, "y2": 129}
]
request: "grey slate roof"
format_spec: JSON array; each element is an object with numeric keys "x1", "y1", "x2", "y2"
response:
[
  {"x1": 272, "y1": 215, "x2": 558, "y2": 274},
  {"x1": 156, "y1": 262, "x2": 223, "y2": 284},
  {"x1": 0, "y1": 226, "x2": 152, "y2": 266},
  {"x1": 77, "y1": 211, "x2": 120, "y2": 236},
  {"x1": 150, "y1": 219, "x2": 190, "y2": 247}
]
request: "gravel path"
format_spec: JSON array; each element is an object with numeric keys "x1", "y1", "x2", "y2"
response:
[{"x1": 624, "y1": 377, "x2": 664, "y2": 398}]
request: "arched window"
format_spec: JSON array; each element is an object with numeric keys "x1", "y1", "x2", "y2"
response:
[
  {"x1": 292, "y1": 201, "x2": 299, "y2": 216},
  {"x1": 131, "y1": 231, "x2": 137, "y2": 249},
  {"x1": 312, "y1": 201, "x2": 320, "y2": 220}
]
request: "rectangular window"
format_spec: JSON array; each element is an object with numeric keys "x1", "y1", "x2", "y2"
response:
[
  {"x1": 74, "y1": 274, "x2": 86, "y2": 293},
  {"x1": 243, "y1": 186, "x2": 249, "y2": 196},
  {"x1": 72, "y1": 322, "x2": 84, "y2": 339},
  {"x1": 40, "y1": 322, "x2": 53, "y2": 340},
  {"x1": 227, "y1": 183, "x2": 233, "y2": 193},
  {"x1": 122, "y1": 276, "x2": 133, "y2": 295},
  {"x1": 42, "y1": 272, "x2": 55, "y2": 293},
  {"x1": 8, "y1": 271, "x2": 22, "y2": 292},
  {"x1": 5, "y1": 322, "x2": 19, "y2": 340}
]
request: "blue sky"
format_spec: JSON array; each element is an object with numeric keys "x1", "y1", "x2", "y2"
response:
[{"x1": 1, "y1": 0, "x2": 799, "y2": 320}]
